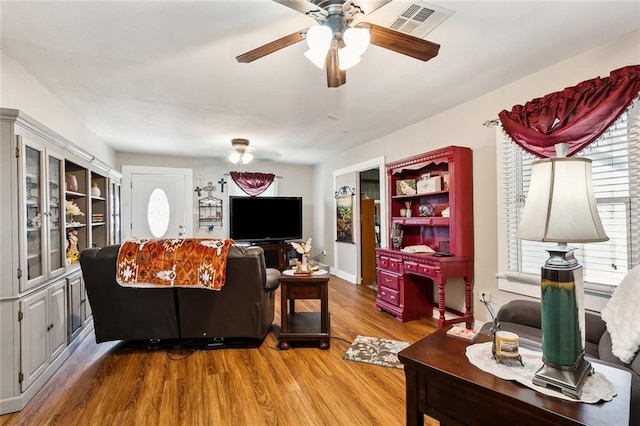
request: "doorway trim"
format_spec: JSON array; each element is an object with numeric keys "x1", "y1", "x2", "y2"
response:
[
  {"x1": 332, "y1": 156, "x2": 386, "y2": 284},
  {"x1": 121, "y1": 165, "x2": 193, "y2": 240}
]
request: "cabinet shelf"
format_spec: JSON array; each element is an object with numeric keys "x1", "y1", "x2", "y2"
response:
[
  {"x1": 65, "y1": 223, "x2": 86, "y2": 229},
  {"x1": 65, "y1": 190, "x2": 86, "y2": 198},
  {"x1": 392, "y1": 190, "x2": 449, "y2": 199},
  {"x1": 392, "y1": 217, "x2": 450, "y2": 226}
]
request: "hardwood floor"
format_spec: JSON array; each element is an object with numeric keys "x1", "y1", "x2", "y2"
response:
[{"x1": 1, "y1": 276, "x2": 439, "y2": 426}]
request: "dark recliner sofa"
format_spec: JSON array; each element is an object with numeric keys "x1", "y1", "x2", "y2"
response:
[
  {"x1": 79, "y1": 244, "x2": 281, "y2": 344},
  {"x1": 480, "y1": 299, "x2": 639, "y2": 424}
]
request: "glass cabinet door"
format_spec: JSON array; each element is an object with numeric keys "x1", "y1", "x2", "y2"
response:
[
  {"x1": 24, "y1": 145, "x2": 45, "y2": 289},
  {"x1": 47, "y1": 155, "x2": 65, "y2": 275}
]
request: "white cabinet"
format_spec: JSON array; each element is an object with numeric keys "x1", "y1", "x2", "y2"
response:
[
  {"x1": 67, "y1": 271, "x2": 83, "y2": 342},
  {"x1": 18, "y1": 136, "x2": 67, "y2": 292},
  {"x1": 19, "y1": 279, "x2": 67, "y2": 392},
  {"x1": 0, "y1": 108, "x2": 121, "y2": 414}
]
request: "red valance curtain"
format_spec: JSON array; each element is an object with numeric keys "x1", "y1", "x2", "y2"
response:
[
  {"x1": 230, "y1": 171, "x2": 275, "y2": 197},
  {"x1": 498, "y1": 65, "x2": 640, "y2": 158}
]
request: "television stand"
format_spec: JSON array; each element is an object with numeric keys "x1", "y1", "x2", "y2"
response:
[{"x1": 254, "y1": 242, "x2": 291, "y2": 271}]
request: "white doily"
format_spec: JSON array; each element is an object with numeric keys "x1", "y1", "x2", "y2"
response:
[
  {"x1": 282, "y1": 269, "x2": 328, "y2": 276},
  {"x1": 466, "y1": 342, "x2": 617, "y2": 403}
]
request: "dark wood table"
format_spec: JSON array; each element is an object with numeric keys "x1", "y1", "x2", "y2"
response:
[
  {"x1": 398, "y1": 328, "x2": 631, "y2": 426},
  {"x1": 278, "y1": 270, "x2": 330, "y2": 350}
]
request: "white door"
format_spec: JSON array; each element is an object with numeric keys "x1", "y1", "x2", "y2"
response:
[{"x1": 129, "y1": 171, "x2": 191, "y2": 239}]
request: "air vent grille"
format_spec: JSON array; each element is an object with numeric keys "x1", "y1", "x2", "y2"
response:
[
  {"x1": 364, "y1": 1, "x2": 454, "y2": 40},
  {"x1": 402, "y1": 4, "x2": 421, "y2": 19}
]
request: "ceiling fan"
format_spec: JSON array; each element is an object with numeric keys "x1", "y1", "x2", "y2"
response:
[
  {"x1": 236, "y1": 0, "x2": 441, "y2": 88},
  {"x1": 229, "y1": 138, "x2": 254, "y2": 164}
]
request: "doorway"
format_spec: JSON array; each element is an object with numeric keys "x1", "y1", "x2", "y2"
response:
[
  {"x1": 359, "y1": 168, "x2": 381, "y2": 289},
  {"x1": 121, "y1": 165, "x2": 193, "y2": 240}
]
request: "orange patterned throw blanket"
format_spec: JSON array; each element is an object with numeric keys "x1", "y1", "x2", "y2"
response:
[{"x1": 116, "y1": 238, "x2": 234, "y2": 290}]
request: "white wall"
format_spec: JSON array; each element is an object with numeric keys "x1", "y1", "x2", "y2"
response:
[
  {"x1": 116, "y1": 152, "x2": 315, "y2": 243},
  {"x1": 314, "y1": 29, "x2": 640, "y2": 326},
  {"x1": 0, "y1": 50, "x2": 116, "y2": 167}
]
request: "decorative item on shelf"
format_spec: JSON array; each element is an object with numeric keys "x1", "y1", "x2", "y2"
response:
[
  {"x1": 396, "y1": 179, "x2": 416, "y2": 195},
  {"x1": 66, "y1": 228, "x2": 79, "y2": 265},
  {"x1": 391, "y1": 223, "x2": 403, "y2": 249},
  {"x1": 65, "y1": 173, "x2": 78, "y2": 192},
  {"x1": 418, "y1": 202, "x2": 435, "y2": 217},
  {"x1": 517, "y1": 143, "x2": 609, "y2": 399},
  {"x1": 291, "y1": 238, "x2": 313, "y2": 274},
  {"x1": 91, "y1": 181, "x2": 101, "y2": 197},
  {"x1": 417, "y1": 175, "x2": 442, "y2": 194},
  {"x1": 441, "y1": 206, "x2": 450, "y2": 217},
  {"x1": 404, "y1": 201, "x2": 412, "y2": 217},
  {"x1": 443, "y1": 172, "x2": 450, "y2": 190},
  {"x1": 399, "y1": 208, "x2": 406, "y2": 217},
  {"x1": 65, "y1": 199, "x2": 84, "y2": 225}
]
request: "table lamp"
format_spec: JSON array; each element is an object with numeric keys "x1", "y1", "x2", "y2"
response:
[{"x1": 517, "y1": 143, "x2": 608, "y2": 398}]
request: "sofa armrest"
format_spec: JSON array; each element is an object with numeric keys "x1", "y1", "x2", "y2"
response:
[
  {"x1": 265, "y1": 268, "x2": 281, "y2": 290},
  {"x1": 496, "y1": 300, "x2": 542, "y2": 329}
]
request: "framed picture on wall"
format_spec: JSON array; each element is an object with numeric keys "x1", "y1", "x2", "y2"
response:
[{"x1": 335, "y1": 186, "x2": 355, "y2": 243}]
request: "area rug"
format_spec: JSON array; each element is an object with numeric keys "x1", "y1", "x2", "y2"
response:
[{"x1": 343, "y1": 335, "x2": 410, "y2": 369}]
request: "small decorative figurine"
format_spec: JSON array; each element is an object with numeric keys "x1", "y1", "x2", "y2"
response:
[
  {"x1": 291, "y1": 237, "x2": 313, "y2": 273},
  {"x1": 66, "y1": 229, "x2": 79, "y2": 264}
]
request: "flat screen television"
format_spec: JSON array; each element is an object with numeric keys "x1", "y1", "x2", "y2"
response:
[{"x1": 229, "y1": 196, "x2": 303, "y2": 243}]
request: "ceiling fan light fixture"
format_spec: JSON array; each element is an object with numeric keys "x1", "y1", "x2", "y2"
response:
[
  {"x1": 306, "y1": 25, "x2": 333, "y2": 50},
  {"x1": 343, "y1": 27, "x2": 370, "y2": 57},
  {"x1": 229, "y1": 138, "x2": 253, "y2": 164},
  {"x1": 304, "y1": 48, "x2": 328, "y2": 69},
  {"x1": 229, "y1": 151, "x2": 241, "y2": 164},
  {"x1": 338, "y1": 47, "x2": 361, "y2": 70},
  {"x1": 241, "y1": 152, "x2": 254, "y2": 164}
]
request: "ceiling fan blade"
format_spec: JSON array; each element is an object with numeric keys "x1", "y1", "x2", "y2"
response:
[
  {"x1": 347, "y1": 0, "x2": 391, "y2": 17},
  {"x1": 357, "y1": 22, "x2": 440, "y2": 62},
  {"x1": 236, "y1": 29, "x2": 306, "y2": 63},
  {"x1": 325, "y1": 42, "x2": 346, "y2": 88},
  {"x1": 273, "y1": 0, "x2": 328, "y2": 18}
]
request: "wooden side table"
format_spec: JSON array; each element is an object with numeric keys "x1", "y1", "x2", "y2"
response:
[
  {"x1": 399, "y1": 328, "x2": 632, "y2": 426},
  {"x1": 278, "y1": 270, "x2": 330, "y2": 350}
]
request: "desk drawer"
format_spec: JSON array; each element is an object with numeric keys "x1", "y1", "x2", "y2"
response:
[
  {"x1": 377, "y1": 271, "x2": 399, "y2": 290},
  {"x1": 419, "y1": 264, "x2": 438, "y2": 277},
  {"x1": 378, "y1": 255, "x2": 402, "y2": 273},
  {"x1": 378, "y1": 286, "x2": 399, "y2": 307}
]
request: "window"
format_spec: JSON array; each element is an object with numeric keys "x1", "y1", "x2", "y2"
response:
[
  {"x1": 229, "y1": 178, "x2": 278, "y2": 197},
  {"x1": 496, "y1": 103, "x2": 640, "y2": 309}
]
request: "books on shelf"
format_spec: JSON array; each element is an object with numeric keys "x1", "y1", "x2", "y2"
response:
[{"x1": 446, "y1": 325, "x2": 479, "y2": 341}]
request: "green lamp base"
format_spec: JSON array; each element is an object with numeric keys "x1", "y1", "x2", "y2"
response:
[{"x1": 533, "y1": 355, "x2": 594, "y2": 399}]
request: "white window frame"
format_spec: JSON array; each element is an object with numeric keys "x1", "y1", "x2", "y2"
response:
[{"x1": 495, "y1": 103, "x2": 640, "y2": 312}]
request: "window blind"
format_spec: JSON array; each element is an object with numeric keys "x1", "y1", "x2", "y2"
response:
[{"x1": 501, "y1": 102, "x2": 639, "y2": 288}]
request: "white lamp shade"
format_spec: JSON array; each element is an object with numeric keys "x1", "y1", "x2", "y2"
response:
[
  {"x1": 343, "y1": 27, "x2": 370, "y2": 57},
  {"x1": 517, "y1": 157, "x2": 608, "y2": 243},
  {"x1": 241, "y1": 152, "x2": 253, "y2": 164}
]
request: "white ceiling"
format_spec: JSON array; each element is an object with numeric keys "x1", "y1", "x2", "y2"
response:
[{"x1": 2, "y1": 1, "x2": 639, "y2": 165}]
